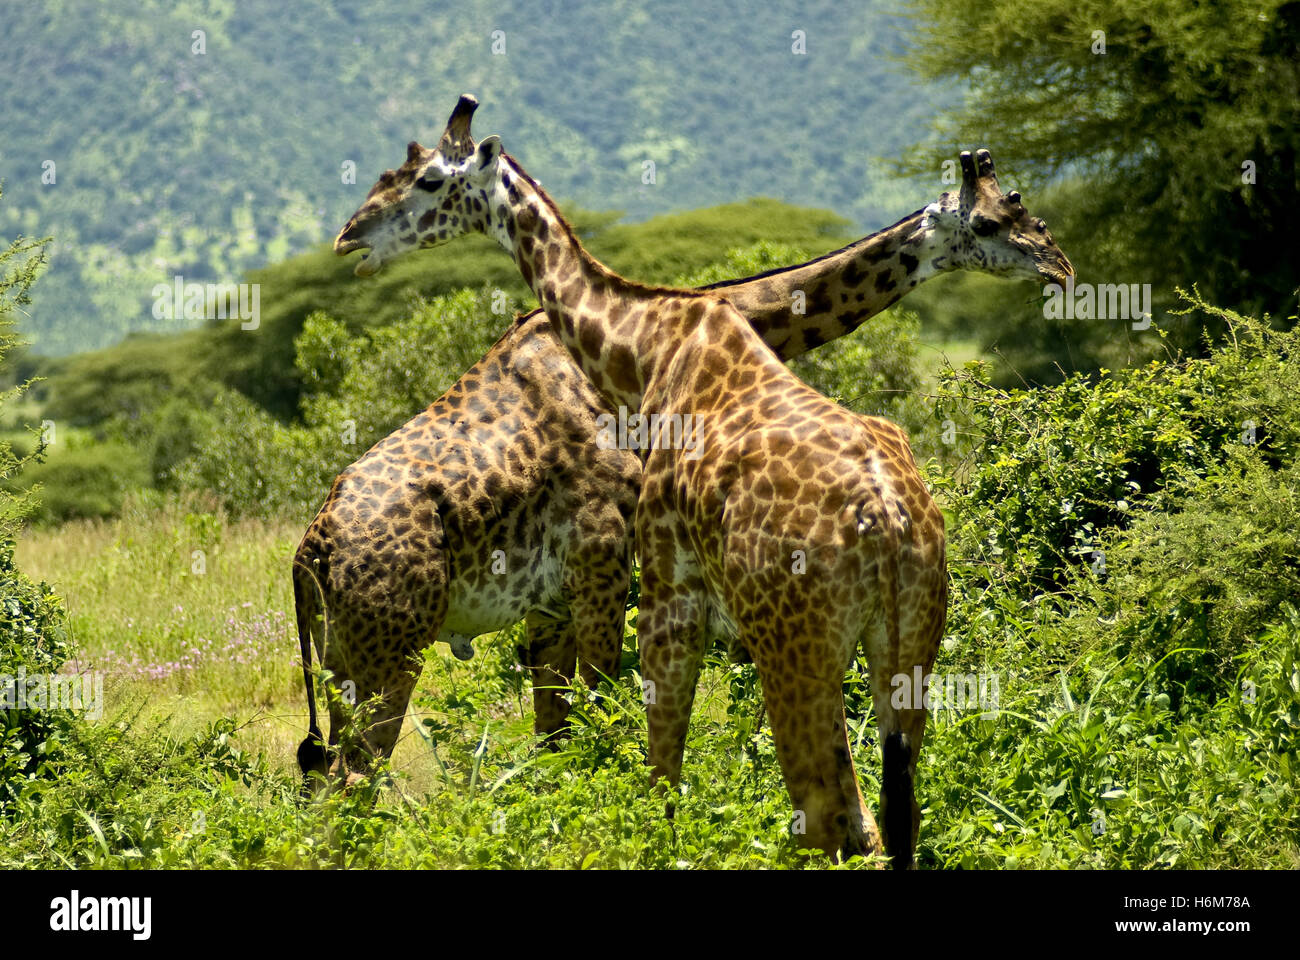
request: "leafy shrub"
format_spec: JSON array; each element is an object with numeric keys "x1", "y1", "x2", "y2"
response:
[
  {"x1": 168, "y1": 389, "x2": 338, "y2": 523},
  {"x1": 1067, "y1": 451, "x2": 1300, "y2": 685},
  {"x1": 918, "y1": 610, "x2": 1299, "y2": 869},
  {"x1": 933, "y1": 291, "x2": 1300, "y2": 599},
  {"x1": 0, "y1": 201, "x2": 76, "y2": 812},
  {"x1": 19, "y1": 441, "x2": 151, "y2": 524},
  {"x1": 0, "y1": 540, "x2": 73, "y2": 814}
]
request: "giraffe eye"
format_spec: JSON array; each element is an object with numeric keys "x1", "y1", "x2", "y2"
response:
[
  {"x1": 415, "y1": 175, "x2": 445, "y2": 192},
  {"x1": 971, "y1": 215, "x2": 1000, "y2": 237}
]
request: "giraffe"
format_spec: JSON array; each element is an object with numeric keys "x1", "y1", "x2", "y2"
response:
[
  {"x1": 297, "y1": 106, "x2": 1071, "y2": 787},
  {"x1": 321, "y1": 94, "x2": 1071, "y2": 865}
]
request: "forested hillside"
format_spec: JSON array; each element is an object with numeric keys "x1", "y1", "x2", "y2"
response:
[{"x1": 1, "y1": 0, "x2": 943, "y2": 354}]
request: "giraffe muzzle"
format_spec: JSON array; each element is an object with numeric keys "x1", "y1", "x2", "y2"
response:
[
  {"x1": 334, "y1": 230, "x2": 382, "y2": 276},
  {"x1": 1039, "y1": 253, "x2": 1075, "y2": 287},
  {"x1": 334, "y1": 219, "x2": 371, "y2": 255}
]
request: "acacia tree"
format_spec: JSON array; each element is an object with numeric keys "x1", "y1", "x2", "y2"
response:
[{"x1": 905, "y1": 0, "x2": 1299, "y2": 339}]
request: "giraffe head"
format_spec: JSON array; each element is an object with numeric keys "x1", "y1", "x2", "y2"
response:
[
  {"x1": 334, "y1": 94, "x2": 504, "y2": 276},
  {"x1": 922, "y1": 149, "x2": 1074, "y2": 286}
]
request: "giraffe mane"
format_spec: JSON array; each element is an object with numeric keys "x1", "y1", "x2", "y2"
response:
[{"x1": 499, "y1": 152, "x2": 719, "y2": 301}]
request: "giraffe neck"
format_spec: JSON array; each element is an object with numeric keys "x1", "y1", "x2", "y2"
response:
[
  {"x1": 483, "y1": 155, "x2": 689, "y2": 412},
  {"x1": 712, "y1": 209, "x2": 953, "y2": 360}
]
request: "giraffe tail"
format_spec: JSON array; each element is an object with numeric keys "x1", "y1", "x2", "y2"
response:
[
  {"x1": 293, "y1": 555, "x2": 329, "y2": 786},
  {"x1": 873, "y1": 507, "x2": 913, "y2": 869}
]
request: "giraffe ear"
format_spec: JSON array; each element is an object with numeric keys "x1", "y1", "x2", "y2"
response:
[{"x1": 472, "y1": 135, "x2": 502, "y2": 173}]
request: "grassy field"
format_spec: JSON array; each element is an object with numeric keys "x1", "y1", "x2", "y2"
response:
[
  {"x1": 11, "y1": 478, "x2": 1296, "y2": 869},
  {"x1": 9, "y1": 318, "x2": 1299, "y2": 870},
  {"x1": 13, "y1": 338, "x2": 982, "y2": 786}
]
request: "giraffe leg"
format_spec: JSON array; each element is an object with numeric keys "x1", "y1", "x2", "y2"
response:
[
  {"x1": 638, "y1": 570, "x2": 707, "y2": 789},
  {"x1": 753, "y1": 643, "x2": 882, "y2": 862},
  {"x1": 518, "y1": 610, "x2": 577, "y2": 745},
  {"x1": 562, "y1": 501, "x2": 633, "y2": 691},
  {"x1": 315, "y1": 558, "x2": 446, "y2": 783},
  {"x1": 570, "y1": 575, "x2": 628, "y2": 691},
  {"x1": 517, "y1": 542, "x2": 629, "y2": 744},
  {"x1": 303, "y1": 506, "x2": 451, "y2": 788},
  {"x1": 354, "y1": 667, "x2": 421, "y2": 769},
  {"x1": 321, "y1": 615, "x2": 426, "y2": 782}
]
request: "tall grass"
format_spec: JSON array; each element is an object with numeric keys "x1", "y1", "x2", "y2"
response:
[{"x1": 7, "y1": 492, "x2": 1297, "y2": 868}]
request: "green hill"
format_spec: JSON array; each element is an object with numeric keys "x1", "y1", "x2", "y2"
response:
[{"x1": 0, "y1": 0, "x2": 944, "y2": 356}]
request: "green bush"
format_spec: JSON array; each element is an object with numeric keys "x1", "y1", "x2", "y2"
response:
[
  {"x1": 0, "y1": 541, "x2": 74, "y2": 814},
  {"x1": 1067, "y1": 451, "x2": 1300, "y2": 685},
  {"x1": 933, "y1": 291, "x2": 1300, "y2": 598},
  {"x1": 168, "y1": 389, "x2": 337, "y2": 524},
  {"x1": 20, "y1": 441, "x2": 151, "y2": 525},
  {"x1": 916, "y1": 610, "x2": 1300, "y2": 868},
  {"x1": 0, "y1": 195, "x2": 76, "y2": 814}
]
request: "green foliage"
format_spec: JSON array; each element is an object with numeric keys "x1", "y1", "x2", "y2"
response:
[
  {"x1": 590, "y1": 200, "x2": 850, "y2": 286},
  {"x1": 917, "y1": 613, "x2": 1299, "y2": 868},
  {"x1": 167, "y1": 389, "x2": 336, "y2": 524},
  {"x1": 889, "y1": 293, "x2": 1300, "y2": 867},
  {"x1": 0, "y1": 192, "x2": 75, "y2": 813},
  {"x1": 895, "y1": 294, "x2": 1300, "y2": 867},
  {"x1": 905, "y1": 0, "x2": 1300, "y2": 363},
  {"x1": 202, "y1": 235, "x2": 529, "y2": 421},
  {"x1": 19, "y1": 442, "x2": 151, "y2": 525},
  {"x1": 0, "y1": 538, "x2": 74, "y2": 814},
  {"x1": 1069, "y1": 451, "x2": 1300, "y2": 685},
  {"x1": 932, "y1": 291, "x2": 1300, "y2": 598},
  {"x1": 32, "y1": 330, "x2": 212, "y2": 428},
  {"x1": 6, "y1": 1, "x2": 936, "y2": 355},
  {"x1": 0, "y1": 711, "x2": 285, "y2": 866}
]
